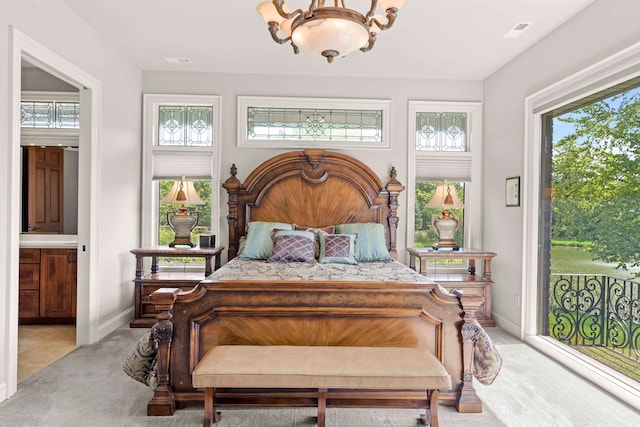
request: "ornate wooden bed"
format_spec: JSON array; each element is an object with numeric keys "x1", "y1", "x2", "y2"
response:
[{"x1": 145, "y1": 149, "x2": 487, "y2": 418}]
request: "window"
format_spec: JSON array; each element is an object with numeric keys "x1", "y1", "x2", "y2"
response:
[
  {"x1": 157, "y1": 105, "x2": 213, "y2": 146},
  {"x1": 238, "y1": 96, "x2": 391, "y2": 149},
  {"x1": 407, "y1": 101, "x2": 482, "y2": 257},
  {"x1": 415, "y1": 112, "x2": 467, "y2": 151},
  {"x1": 142, "y1": 94, "x2": 221, "y2": 265},
  {"x1": 157, "y1": 179, "x2": 212, "y2": 247},
  {"x1": 20, "y1": 91, "x2": 79, "y2": 129},
  {"x1": 20, "y1": 92, "x2": 80, "y2": 146},
  {"x1": 414, "y1": 181, "x2": 465, "y2": 249}
]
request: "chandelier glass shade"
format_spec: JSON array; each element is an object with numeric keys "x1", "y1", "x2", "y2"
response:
[{"x1": 257, "y1": 0, "x2": 405, "y2": 63}]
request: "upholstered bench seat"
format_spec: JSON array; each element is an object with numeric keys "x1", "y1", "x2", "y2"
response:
[{"x1": 192, "y1": 345, "x2": 451, "y2": 427}]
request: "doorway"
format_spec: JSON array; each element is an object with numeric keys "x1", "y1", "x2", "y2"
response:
[
  {"x1": 7, "y1": 27, "x2": 99, "y2": 400},
  {"x1": 17, "y1": 61, "x2": 80, "y2": 383}
]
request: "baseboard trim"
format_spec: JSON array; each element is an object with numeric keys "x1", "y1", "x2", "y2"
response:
[
  {"x1": 97, "y1": 307, "x2": 134, "y2": 341},
  {"x1": 0, "y1": 381, "x2": 6, "y2": 402},
  {"x1": 491, "y1": 312, "x2": 521, "y2": 338}
]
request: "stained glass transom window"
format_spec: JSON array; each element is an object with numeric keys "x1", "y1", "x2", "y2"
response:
[
  {"x1": 247, "y1": 106, "x2": 383, "y2": 142},
  {"x1": 416, "y1": 112, "x2": 467, "y2": 151},
  {"x1": 20, "y1": 101, "x2": 79, "y2": 129},
  {"x1": 158, "y1": 105, "x2": 213, "y2": 147}
]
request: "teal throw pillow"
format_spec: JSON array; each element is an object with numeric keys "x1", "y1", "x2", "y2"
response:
[
  {"x1": 238, "y1": 221, "x2": 293, "y2": 260},
  {"x1": 335, "y1": 222, "x2": 391, "y2": 262}
]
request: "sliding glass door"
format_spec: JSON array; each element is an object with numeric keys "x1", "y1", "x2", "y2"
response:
[{"x1": 538, "y1": 80, "x2": 640, "y2": 385}]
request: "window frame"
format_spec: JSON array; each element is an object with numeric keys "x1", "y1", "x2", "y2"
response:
[
  {"x1": 237, "y1": 96, "x2": 391, "y2": 149},
  {"x1": 407, "y1": 101, "x2": 483, "y2": 256},
  {"x1": 141, "y1": 94, "x2": 222, "y2": 256}
]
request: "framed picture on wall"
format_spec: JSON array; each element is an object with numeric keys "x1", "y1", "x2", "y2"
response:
[{"x1": 506, "y1": 176, "x2": 520, "y2": 207}]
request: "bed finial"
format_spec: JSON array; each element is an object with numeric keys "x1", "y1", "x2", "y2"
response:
[
  {"x1": 390, "y1": 166, "x2": 399, "y2": 181},
  {"x1": 386, "y1": 166, "x2": 405, "y2": 259},
  {"x1": 223, "y1": 164, "x2": 242, "y2": 259}
]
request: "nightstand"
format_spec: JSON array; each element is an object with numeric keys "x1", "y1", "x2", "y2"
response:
[
  {"x1": 408, "y1": 247, "x2": 497, "y2": 327},
  {"x1": 129, "y1": 245, "x2": 223, "y2": 328}
]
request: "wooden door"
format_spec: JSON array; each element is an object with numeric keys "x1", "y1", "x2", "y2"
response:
[
  {"x1": 40, "y1": 249, "x2": 76, "y2": 318},
  {"x1": 26, "y1": 146, "x2": 64, "y2": 233}
]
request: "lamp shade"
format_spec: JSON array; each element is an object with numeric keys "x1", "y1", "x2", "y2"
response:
[
  {"x1": 425, "y1": 182, "x2": 464, "y2": 209},
  {"x1": 162, "y1": 177, "x2": 205, "y2": 205}
]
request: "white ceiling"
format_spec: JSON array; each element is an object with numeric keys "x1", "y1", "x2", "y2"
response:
[{"x1": 60, "y1": 0, "x2": 595, "y2": 80}]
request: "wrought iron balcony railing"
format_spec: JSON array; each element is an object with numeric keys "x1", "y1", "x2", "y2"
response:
[{"x1": 549, "y1": 274, "x2": 640, "y2": 370}]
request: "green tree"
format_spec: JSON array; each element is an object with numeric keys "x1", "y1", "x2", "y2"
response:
[{"x1": 552, "y1": 89, "x2": 640, "y2": 274}]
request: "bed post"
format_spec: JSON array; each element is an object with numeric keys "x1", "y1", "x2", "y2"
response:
[
  {"x1": 386, "y1": 166, "x2": 405, "y2": 259},
  {"x1": 223, "y1": 164, "x2": 241, "y2": 260},
  {"x1": 455, "y1": 292, "x2": 484, "y2": 413},
  {"x1": 147, "y1": 288, "x2": 180, "y2": 416}
]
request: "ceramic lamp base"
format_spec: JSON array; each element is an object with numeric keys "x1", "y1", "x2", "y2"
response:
[
  {"x1": 167, "y1": 211, "x2": 199, "y2": 247},
  {"x1": 432, "y1": 211, "x2": 461, "y2": 251}
]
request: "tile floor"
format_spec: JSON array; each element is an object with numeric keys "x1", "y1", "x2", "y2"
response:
[{"x1": 17, "y1": 325, "x2": 76, "y2": 383}]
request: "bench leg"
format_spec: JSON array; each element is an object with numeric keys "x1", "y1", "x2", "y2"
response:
[
  {"x1": 419, "y1": 389, "x2": 439, "y2": 427},
  {"x1": 203, "y1": 388, "x2": 222, "y2": 427},
  {"x1": 317, "y1": 388, "x2": 327, "y2": 427}
]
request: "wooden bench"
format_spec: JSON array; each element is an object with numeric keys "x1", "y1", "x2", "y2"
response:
[{"x1": 192, "y1": 345, "x2": 452, "y2": 427}]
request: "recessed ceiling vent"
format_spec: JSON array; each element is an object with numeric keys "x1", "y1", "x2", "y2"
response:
[
  {"x1": 164, "y1": 57, "x2": 193, "y2": 64},
  {"x1": 503, "y1": 22, "x2": 533, "y2": 39}
]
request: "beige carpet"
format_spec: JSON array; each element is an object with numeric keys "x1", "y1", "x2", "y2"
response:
[{"x1": 1, "y1": 326, "x2": 638, "y2": 426}]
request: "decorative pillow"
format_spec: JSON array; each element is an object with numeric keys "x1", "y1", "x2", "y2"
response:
[
  {"x1": 267, "y1": 230, "x2": 315, "y2": 263},
  {"x1": 335, "y1": 222, "x2": 391, "y2": 262},
  {"x1": 238, "y1": 221, "x2": 293, "y2": 260},
  {"x1": 293, "y1": 224, "x2": 336, "y2": 258},
  {"x1": 318, "y1": 233, "x2": 357, "y2": 265}
]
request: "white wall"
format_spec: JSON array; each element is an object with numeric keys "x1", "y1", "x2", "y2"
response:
[
  {"x1": 142, "y1": 72, "x2": 484, "y2": 264},
  {"x1": 1, "y1": 0, "x2": 142, "y2": 401},
  {"x1": 483, "y1": 0, "x2": 640, "y2": 333}
]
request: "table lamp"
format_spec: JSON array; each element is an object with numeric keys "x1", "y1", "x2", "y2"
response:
[
  {"x1": 425, "y1": 181, "x2": 464, "y2": 250},
  {"x1": 161, "y1": 176, "x2": 205, "y2": 247}
]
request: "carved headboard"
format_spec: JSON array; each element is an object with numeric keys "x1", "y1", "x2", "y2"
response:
[{"x1": 223, "y1": 149, "x2": 404, "y2": 260}]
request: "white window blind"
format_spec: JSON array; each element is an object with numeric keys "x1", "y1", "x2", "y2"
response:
[
  {"x1": 415, "y1": 153, "x2": 472, "y2": 181},
  {"x1": 151, "y1": 150, "x2": 214, "y2": 180}
]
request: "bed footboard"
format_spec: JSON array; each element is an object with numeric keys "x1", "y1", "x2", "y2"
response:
[{"x1": 147, "y1": 281, "x2": 484, "y2": 416}]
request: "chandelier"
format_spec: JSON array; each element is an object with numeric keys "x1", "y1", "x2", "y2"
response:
[{"x1": 257, "y1": 0, "x2": 405, "y2": 63}]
